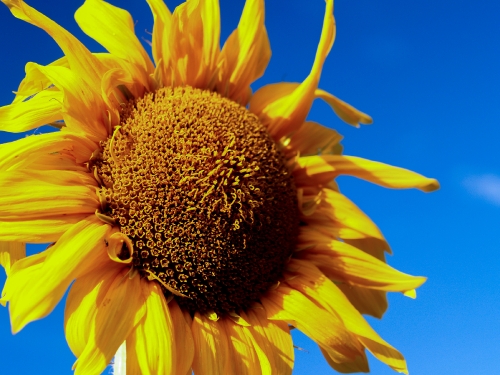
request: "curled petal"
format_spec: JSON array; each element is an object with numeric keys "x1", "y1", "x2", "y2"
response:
[
  {"x1": 295, "y1": 155, "x2": 439, "y2": 192},
  {"x1": 0, "y1": 89, "x2": 62, "y2": 133},
  {"x1": 250, "y1": 0, "x2": 335, "y2": 140},
  {"x1": 25, "y1": 63, "x2": 108, "y2": 141},
  {"x1": 101, "y1": 68, "x2": 144, "y2": 120},
  {"x1": 12, "y1": 56, "x2": 67, "y2": 103},
  {"x1": 107, "y1": 232, "x2": 134, "y2": 264},
  {"x1": 315, "y1": 89, "x2": 373, "y2": 127}
]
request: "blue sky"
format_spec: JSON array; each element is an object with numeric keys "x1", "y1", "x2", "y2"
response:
[{"x1": 1, "y1": 0, "x2": 499, "y2": 374}]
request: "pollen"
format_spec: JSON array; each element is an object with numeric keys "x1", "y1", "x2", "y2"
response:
[{"x1": 95, "y1": 86, "x2": 299, "y2": 315}]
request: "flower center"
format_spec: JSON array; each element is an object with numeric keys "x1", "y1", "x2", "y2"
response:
[{"x1": 95, "y1": 86, "x2": 299, "y2": 315}]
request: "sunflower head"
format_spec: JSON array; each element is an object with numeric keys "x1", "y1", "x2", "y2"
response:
[{"x1": 0, "y1": 0, "x2": 438, "y2": 374}]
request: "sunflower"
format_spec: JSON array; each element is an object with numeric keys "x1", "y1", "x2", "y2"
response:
[{"x1": 0, "y1": 0, "x2": 438, "y2": 374}]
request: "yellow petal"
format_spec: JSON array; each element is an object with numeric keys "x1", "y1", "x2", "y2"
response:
[
  {"x1": 296, "y1": 185, "x2": 323, "y2": 217},
  {"x1": 228, "y1": 312, "x2": 251, "y2": 327},
  {"x1": 3, "y1": 215, "x2": 112, "y2": 333},
  {"x1": 12, "y1": 56, "x2": 67, "y2": 103},
  {"x1": 0, "y1": 170, "x2": 98, "y2": 220},
  {"x1": 145, "y1": 0, "x2": 172, "y2": 83},
  {"x1": 243, "y1": 306, "x2": 294, "y2": 375},
  {"x1": 288, "y1": 121, "x2": 343, "y2": 157},
  {"x1": 249, "y1": 83, "x2": 295, "y2": 116},
  {"x1": 338, "y1": 284, "x2": 388, "y2": 319},
  {"x1": 64, "y1": 263, "x2": 123, "y2": 357},
  {"x1": 101, "y1": 69, "x2": 133, "y2": 105},
  {"x1": 261, "y1": 284, "x2": 362, "y2": 364},
  {"x1": 298, "y1": 240, "x2": 426, "y2": 292},
  {"x1": 72, "y1": 268, "x2": 145, "y2": 375},
  {"x1": 295, "y1": 155, "x2": 439, "y2": 192},
  {"x1": 216, "y1": 0, "x2": 270, "y2": 104},
  {"x1": 170, "y1": 0, "x2": 220, "y2": 89},
  {"x1": 301, "y1": 214, "x2": 392, "y2": 318},
  {"x1": 106, "y1": 232, "x2": 134, "y2": 264},
  {"x1": 0, "y1": 216, "x2": 88, "y2": 243},
  {"x1": 192, "y1": 312, "x2": 232, "y2": 375},
  {"x1": 403, "y1": 289, "x2": 417, "y2": 299},
  {"x1": 320, "y1": 346, "x2": 369, "y2": 373},
  {"x1": 100, "y1": 56, "x2": 152, "y2": 125},
  {"x1": 287, "y1": 260, "x2": 408, "y2": 373},
  {"x1": 0, "y1": 89, "x2": 62, "y2": 133},
  {"x1": 2, "y1": 0, "x2": 106, "y2": 92},
  {"x1": 126, "y1": 281, "x2": 177, "y2": 375},
  {"x1": 306, "y1": 188, "x2": 387, "y2": 243},
  {"x1": 169, "y1": 300, "x2": 195, "y2": 374},
  {"x1": 0, "y1": 248, "x2": 50, "y2": 307},
  {"x1": 220, "y1": 317, "x2": 262, "y2": 375},
  {"x1": 13, "y1": 52, "x2": 140, "y2": 106},
  {"x1": 298, "y1": 226, "x2": 389, "y2": 265},
  {"x1": 0, "y1": 131, "x2": 95, "y2": 172},
  {"x1": 249, "y1": 0, "x2": 335, "y2": 140},
  {"x1": 0, "y1": 242, "x2": 25, "y2": 276},
  {"x1": 315, "y1": 89, "x2": 373, "y2": 127},
  {"x1": 27, "y1": 63, "x2": 108, "y2": 141},
  {"x1": 75, "y1": 0, "x2": 154, "y2": 89}
]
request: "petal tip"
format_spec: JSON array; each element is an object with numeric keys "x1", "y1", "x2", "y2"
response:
[
  {"x1": 361, "y1": 115, "x2": 373, "y2": 125},
  {"x1": 402, "y1": 289, "x2": 417, "y2": 299},
  {"x1": 421, "y1": 178, "x2": 440, "y2": 192}
]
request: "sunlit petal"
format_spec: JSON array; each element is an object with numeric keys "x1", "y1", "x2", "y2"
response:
[
  {"x1": 296, "y1": 155, "x2": 439, "y2": 191},
  {"x1": 217, "y1": 0, "x2": 270, "y2": 104},
  {"x1": 262, "y1": 285, "x2": 363, "y2": 364},
  {"x1": 75, "y1": 0, "x2": 154, "y2": 89},
  {"x1": 72, "y1": 268, "x2": 145, "y2": 375},
  {"x1": 249, "y1": 0, "x2": 334, "y2": 140},
  {"x1": 4, "y1": 216, "x2": 113, "y2": 332}
]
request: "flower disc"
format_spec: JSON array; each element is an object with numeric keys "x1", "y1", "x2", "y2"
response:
[{"x1": 95, "y1": 86, "x2": 299, "y2": 314}]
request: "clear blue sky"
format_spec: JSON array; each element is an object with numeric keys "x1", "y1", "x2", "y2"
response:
[{"x1": 1, "y1": 0, "x2": 499, "y2": 374}]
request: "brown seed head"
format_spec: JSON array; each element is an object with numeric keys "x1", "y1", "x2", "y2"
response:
[{"x1": 95, "y1": 86, "x2": 299, "y2": 315}]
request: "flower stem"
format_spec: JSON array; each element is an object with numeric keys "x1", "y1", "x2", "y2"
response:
[{"x1": 112, "y1": 342, "x2": 127, "y2": 375}]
